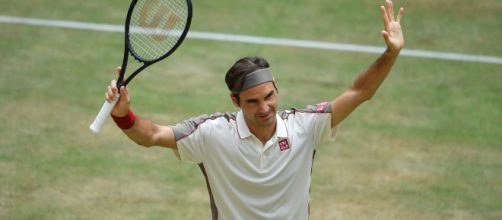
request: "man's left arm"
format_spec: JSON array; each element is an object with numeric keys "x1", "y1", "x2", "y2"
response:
[{"x1": 330, "y1": 0, "x2": 404, "y2": 128}]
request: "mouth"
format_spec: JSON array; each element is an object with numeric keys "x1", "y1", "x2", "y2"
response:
[{"x1": 257, "y1": 112, "x2": 273, "y2": 121}]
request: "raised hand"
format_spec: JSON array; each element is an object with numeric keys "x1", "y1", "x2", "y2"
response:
[{"x1": 380, "y1": 0, "x2": 404, "y2": 52}]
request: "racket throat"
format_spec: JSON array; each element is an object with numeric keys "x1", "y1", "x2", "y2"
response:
[
  {"x1": 116, "y1": 81, "x2": 125, "y2": 92},
  {"x1": 116, "y1": 67, "x2": 127, "y2": 91}
]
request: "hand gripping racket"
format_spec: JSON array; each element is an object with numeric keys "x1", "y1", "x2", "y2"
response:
[{"x1": 90, "y1": 0, "x2": 192, "y2": 133}]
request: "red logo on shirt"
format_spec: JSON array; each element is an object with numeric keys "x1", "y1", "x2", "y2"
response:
[
  {"x1": 316, "y1": 101, "x2": 329, "y2": 112},
  {"x1": 279, "y1": 139, "x2": 290, "y2": 151}
]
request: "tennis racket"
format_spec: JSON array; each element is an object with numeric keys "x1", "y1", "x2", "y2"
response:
[{"x1": 90, "y1": 0, "x2": 192, "y2": 133}]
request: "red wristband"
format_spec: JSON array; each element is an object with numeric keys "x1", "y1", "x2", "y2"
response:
[{"x1": 111, "y1": 109, "x2": 136, "y2": 129}]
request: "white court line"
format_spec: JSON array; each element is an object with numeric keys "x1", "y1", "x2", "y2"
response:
[{"x1": 1, "y1": 15, "x2": 501, "y2": 65}]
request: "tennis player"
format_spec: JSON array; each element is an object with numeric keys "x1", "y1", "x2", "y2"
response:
[{"x1": 105, "y1": 0, "x2": 404, "y2": 219}]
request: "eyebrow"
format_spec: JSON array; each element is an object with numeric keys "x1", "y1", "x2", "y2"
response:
[
  {"x1": 245, "y1": 90, "x2": 275, "y2": 104},
  {"x1": 264, "y1": 90, "x2": 274, "y2": 99}
]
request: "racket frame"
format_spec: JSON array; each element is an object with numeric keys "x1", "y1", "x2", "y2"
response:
[
  {"x1": 90, "y1": 0, "x2": 192, "y2": 134},
  {"x1": 118, "y1": 0, "x2": 193, "y2": 88}
]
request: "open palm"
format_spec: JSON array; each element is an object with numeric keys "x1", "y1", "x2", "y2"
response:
[{"x1": 380, "y1": 0, "x2": 404, "y2": 51}]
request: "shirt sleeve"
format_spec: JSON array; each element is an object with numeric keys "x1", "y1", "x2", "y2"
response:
[
  {"x1": 296, "y1": 101, "x2": 337, "y2": 149},
  {"x1": 169, "y1": 115, "x2": 210, "y2": 163}
]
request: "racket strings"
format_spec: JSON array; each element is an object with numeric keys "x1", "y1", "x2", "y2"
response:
[{"x1": 129, "y1": 0, "x2": 189, "y2": 61}]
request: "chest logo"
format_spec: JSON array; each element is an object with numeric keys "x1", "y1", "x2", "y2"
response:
[{"x1": 279, "y1": 139, "x2": 290, "y2": 151}]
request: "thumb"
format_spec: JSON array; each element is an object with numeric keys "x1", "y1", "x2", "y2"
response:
[
  {"x1": 119, "y1": 86, "x2": 131, "y2": 104},
  {"x1": 111, "y1": 86, "x2": 130, "y2": 117},
  {"x1": 382, "y1": 30, "x2": 390, "y2": 42}
]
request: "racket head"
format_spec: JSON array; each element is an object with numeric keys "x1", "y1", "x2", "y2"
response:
[
  {"x1": 126, "y1": 0, "x2": 192, "y2": 64},
  {"x1": 90, "y1": 0, "x2": 192, "y2": 134}
]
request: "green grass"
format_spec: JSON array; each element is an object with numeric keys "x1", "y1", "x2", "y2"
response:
[{"x1": 1, "y1": 0, "x2": 502, "y2": 219}]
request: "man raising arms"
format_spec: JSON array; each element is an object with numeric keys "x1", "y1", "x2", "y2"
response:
[{"x1": 105, "y1": 0, "x2": 404, "y2": 219}]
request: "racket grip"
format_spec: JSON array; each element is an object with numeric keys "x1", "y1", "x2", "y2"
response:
[{"x1": 89, "y1": 94, "x2": 121, "y2": 134}]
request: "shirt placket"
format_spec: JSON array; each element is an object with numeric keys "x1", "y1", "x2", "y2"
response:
[{"x1": 259, "y1": 136, "x2": 277, "y2": 169}]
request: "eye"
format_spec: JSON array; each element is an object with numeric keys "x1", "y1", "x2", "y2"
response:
[
  {"x1": 246, "y1": 99, "x2": 258, "y2": 105},
  {"x1": 264, "y1": 91, "x2": 274, "y2": 100}
]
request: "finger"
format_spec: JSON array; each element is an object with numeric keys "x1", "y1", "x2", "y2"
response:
[
  {"x1": 380, "y1": 5, "x2": 389, "y2": 28},
  {"x1": 106, "y1": 87, "x2": 115, "y2": 102},
  {"x1": 105, "y1": 90, "x2": 109, "y2": 102},
  {"x1": 110, "y1": 79, "x2": 118, "y2": 94},
  {"x1": 387, "y1": 0, "x2": 394, "y2": 22},
  {"x1": 105, "y1": 91, "x2": 111, "y2": 102},
  {"x1": 116, "y1": 66, "x2": 122, "y2": 75},
  {"x1": 397, "y1": 7, "x2": 404, "y2": 23},
  {"x1": 119, "y1": 86, "x2": 127, "y2": 97},
  {"x1": 120, "y1": 86, "x2": 131, "y2": 103}
]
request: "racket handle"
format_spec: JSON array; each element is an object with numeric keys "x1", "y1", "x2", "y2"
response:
[{"x1": 89, "y1": 94, "x2": 121, "y2": 134}]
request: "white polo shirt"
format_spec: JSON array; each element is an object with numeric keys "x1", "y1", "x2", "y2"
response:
[{"x1": 171, "y1": 102, "x2": 335, "y2": 220}]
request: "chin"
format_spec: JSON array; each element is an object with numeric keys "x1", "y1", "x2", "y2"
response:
[{"x1": 262, "y1": 118, "x2": 276, "y2": 127}]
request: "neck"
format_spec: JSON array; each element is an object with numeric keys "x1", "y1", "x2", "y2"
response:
[{"x1": 248, "y1": 121, "x2": 276, "y2": 145}]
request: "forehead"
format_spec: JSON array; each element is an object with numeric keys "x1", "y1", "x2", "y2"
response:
[{"x1": 239, "y1": 82, "x2": 276, "y2": 100}]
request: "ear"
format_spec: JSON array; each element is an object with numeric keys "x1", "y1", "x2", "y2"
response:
[{"x1": 230, "y1": 93, "x2": 240, "y2": 108}]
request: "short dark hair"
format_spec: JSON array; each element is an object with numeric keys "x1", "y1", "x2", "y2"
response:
[
  {"x1": 225, "y1": 56, "x2": 271, "y2": 102},
  {"x1": 225, "y1": 56, "x2": 270, "y2": 92}
]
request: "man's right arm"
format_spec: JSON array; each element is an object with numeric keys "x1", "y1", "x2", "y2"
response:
[
  {"x1": 106, "y1": 73, "x2": 177, "y2": 150},
  {"x1": 121, "y1": 113, "x2": 178, "y2": 149}
]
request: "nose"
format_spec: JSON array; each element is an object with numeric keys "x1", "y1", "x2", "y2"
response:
[{"x1": 257, "y1": 102, "x2": 270, "y2": 114}]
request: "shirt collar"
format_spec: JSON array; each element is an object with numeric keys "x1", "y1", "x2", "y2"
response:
[{"x1": 236, "y1": 111, "x2": 288, "y2": 139}]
